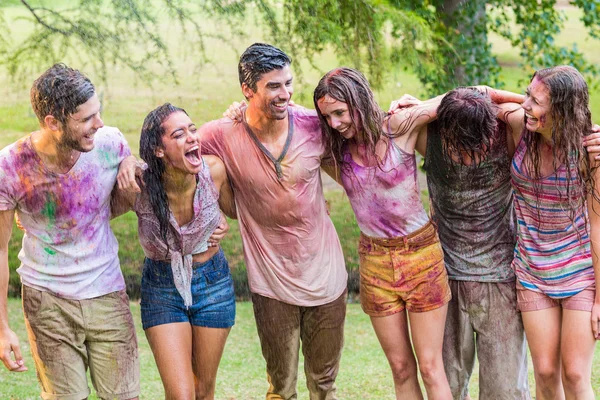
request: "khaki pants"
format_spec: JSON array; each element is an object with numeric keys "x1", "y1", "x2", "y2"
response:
[
  {"x1": 443, "y1": 280, "x2": 530, "y2": 400},
  {"x1": 22, "y1": 285, "x2": 140, "y2": 400},
  {"x1": 252, "y1": 290, "x2": 347, "y2": 400}
]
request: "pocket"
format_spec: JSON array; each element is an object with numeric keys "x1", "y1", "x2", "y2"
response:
[
  {"x1": 142, "y1": 259, "x2": 174, "y2": 288},
  {"x1": 203, "y1": 255, "x2": 231, "y2": 285},
  {"x1": 22, "y1": 286, "x2": 45, "y2": 320}
]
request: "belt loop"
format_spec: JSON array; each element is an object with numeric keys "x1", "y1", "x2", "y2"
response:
[{"x1": 403, "y1": 236, "x2": 408, "y2": 251}]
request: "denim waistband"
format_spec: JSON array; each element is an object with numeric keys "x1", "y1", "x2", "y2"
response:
[{"x1": 144, "y1": 248, "x2": 225, "y2": 270}]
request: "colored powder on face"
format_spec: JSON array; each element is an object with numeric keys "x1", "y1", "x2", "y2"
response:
[{"x1": 539, "y1": 114, "x2": 547, "y2": 128}]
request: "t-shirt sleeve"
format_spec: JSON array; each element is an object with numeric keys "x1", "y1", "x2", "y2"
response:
[
  {"x1": 0, "y1": 151, "x2": 17, "y2": 211},
  {"x1": 199, "y1": 121, "x2": 223, "y2": 157},
  {"x1": 113, "y1": 129, "x2": 132, "y2": 163}
]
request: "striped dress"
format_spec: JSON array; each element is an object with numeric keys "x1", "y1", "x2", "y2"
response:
[{"x1": 511, "y1": 133, "x2": 595, "y2": 298}]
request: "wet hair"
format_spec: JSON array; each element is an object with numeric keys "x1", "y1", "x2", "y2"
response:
[
  {"x1": 30, "y1": 63, "x2": 95, "y2": 126},
  {"x1": 139, "y1": 103, "x2": 188, "y2": 257},
  {"x1": 437, "y1": 87, "x2": 498, "y2": 167},
  {"x1": 313, "y1": 67, "x2": 386, "y2": 175},
  {"x1": 523, "y1": 65, "x2": 594, "y2": 229},
  {"x1": 238, "y1": 43, "x2": 292, "y2": 92}
]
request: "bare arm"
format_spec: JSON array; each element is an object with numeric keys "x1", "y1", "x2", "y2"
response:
[
  {"x1": 0, "y1": 209, "x2": 27, "y2": 372},
  {"x1": 205, "y1": 155, "x2": 237, "y2": 219},
  {"x1": 497, "y1": 102, "x2": 525, "y2": 149},
  {"x1": 387, "y1": 94, "x2": 444, "y2": 152},
  {"x1": 414, "y1": 125, "x2": 428, "y2": 157},
  {"x1": 116, "y1": 155, "x2": 145, "y2": 193},
  {"x1": 110, "y1": 185, "x2": 137, "y2": 219},
  {"x1": 587, "y1": 158, "x2": 600, "y2": 339},
  {"x1": 474, "y1": 86, "x2": 525, "y2": 104}
]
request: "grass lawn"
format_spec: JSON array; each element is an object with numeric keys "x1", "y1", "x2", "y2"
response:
[{"x1": 2, "y1": 298, "x2": 600, "y2": 399}]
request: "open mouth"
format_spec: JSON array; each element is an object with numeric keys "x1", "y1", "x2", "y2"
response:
[
  {"x1": 83, "y1": 131, "x2": 96, "y2": 140},
  {"x1": 337, "y1": 126, "x2": 350, "y2": 133},
  {"x1": 184, "y1": 145, "x2": 201, "y2": 166},
  {"x1": 273, "y1": 101, "x2": 288, "y2": 110},
  {"x1": 525, "y1": 113, "x2": 538, "y2": 123}
]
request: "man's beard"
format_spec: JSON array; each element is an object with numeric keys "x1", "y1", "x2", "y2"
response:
[{"x1": 59, "y1": 124, "x2": 92, "y2": 152}]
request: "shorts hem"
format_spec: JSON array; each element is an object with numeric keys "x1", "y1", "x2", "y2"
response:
[
  {"x1": 362, "y1": 306, "x2": 406, "y2": 318},
  {"x1": 142, "y1": 315, "x2": 190, "y2": 330},
  {"x1": 96, "y1": 389, "x2": 140, "y2": 400},
  {"x1": 192, "y1": 319, "x2": 235, "y2": 329},
  {"x1": 561, "y1": 301, "x2": 593, "y2": 312},
  {"x1": 518, "y1": 300, "x2": 559, "y2": 312},
  {"x1": 406, "y1": 291, "x2": 452, "y2": 313},
  {"x1": 41, "y1": 389, "x2": 91, "y2": 400},
  {"x1": 144, "y1": 318, "x2": 235, "y2": 330}
]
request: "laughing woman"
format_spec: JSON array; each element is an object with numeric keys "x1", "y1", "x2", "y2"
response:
[
  {"x1": 498, "y1": 66, "x2": 599, "y2": 400},
  {"x1": 113, "y1": 103, "x2": 236, "y2": 400},
  {"x1": 313, "y1": 67, "x2": 452, "y2": 400}
]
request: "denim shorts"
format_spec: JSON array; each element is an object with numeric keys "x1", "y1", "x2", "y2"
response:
[{"x1": 140, "y1": 248, "x2": 236, "y2": 330}]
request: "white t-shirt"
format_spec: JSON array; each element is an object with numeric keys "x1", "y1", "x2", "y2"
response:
[{"x1": 0, "y1": 126, "x2": 131, "y2": 299}]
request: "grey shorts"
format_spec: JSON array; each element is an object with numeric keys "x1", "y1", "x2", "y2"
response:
[{"x1": 442, "y1": 280, "x2": 531, "y2": 400}]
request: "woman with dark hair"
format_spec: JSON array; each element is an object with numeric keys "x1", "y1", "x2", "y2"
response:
[
  {"x1": 497, "y1": 66, "x2": 600, "y2": 399},
  {"x1": 112, "y1": 103, "x2": 236, "y2": 399}
]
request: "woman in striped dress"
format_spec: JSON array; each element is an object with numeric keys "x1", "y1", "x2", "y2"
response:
[{"x1": 500, "y1": 65, "x2": 599, "y2": 399}]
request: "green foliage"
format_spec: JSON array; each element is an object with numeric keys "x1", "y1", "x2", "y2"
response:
[
  {"x1": 2, "y1": 1, "x2": 600, "y2": 95},
  {"x1": 0, "y1": 0, "x2": 247, "y2": 84},
  {"x1": 264, "y1": 0, "x2": 600, "y2": 94}
]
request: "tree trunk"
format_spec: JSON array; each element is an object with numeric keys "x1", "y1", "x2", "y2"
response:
[{"x1": 437, "y1": 0, "x2": 489, "y2": 87}]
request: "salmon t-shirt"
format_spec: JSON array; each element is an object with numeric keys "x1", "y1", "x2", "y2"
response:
[{"x1": 199, "y1": 107, "x2": 347, "y2": 306}]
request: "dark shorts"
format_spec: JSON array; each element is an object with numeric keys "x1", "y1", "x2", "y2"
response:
[{"x1": 141, "y1": 248, "x2": 236, "y2": 330}]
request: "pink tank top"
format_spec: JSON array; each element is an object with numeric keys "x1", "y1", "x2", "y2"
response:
[{"x1": 341, "y1": 140, "x2": 429, "y2": 238}]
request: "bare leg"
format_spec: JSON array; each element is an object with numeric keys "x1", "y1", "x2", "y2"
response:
[
  {"x1": 370, "y1": 311, "x2": 423, "y2": 400},
  {"x1": 145, "y1": 322, "x2": 194, "y2": 400},
  {"x1": 409, "y1": 304, "x2": 452, "y2": 400},
  {"x1": 521, "y1": 307, "x2": 564, "y2": 400},
  {"x1": 561, "y1": 310, "x2": 595, "y2": 400},
  {"x1": 191, "y1": 326, "x2": 231, "y2": 400}
]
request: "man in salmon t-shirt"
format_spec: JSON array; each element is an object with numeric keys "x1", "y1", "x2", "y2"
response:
[{"x1": 200, "y1": 43, "x2": 348, "y2": 399}]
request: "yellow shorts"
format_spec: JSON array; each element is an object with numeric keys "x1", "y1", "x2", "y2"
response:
[{"x1": 359, "y1": 221, "x2": 451, "y2": 317}]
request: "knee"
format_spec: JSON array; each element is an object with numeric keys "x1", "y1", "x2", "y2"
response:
[
  {"x1": 165, "y1": 387, "x2": 195, "y2": 400},
  {"x1": 417, "y1": 356, "x2": 445, "y2": 383},
  {"x1": 388, "y1": 357, "x2": 418, "y2": 384},
  {"x1": 562, "y1": 365, "x2": 590, "y2": 392},
  {"x1": 534, "y1": 363, "x2": 561, "y2": 387},
  {"x1": 195, "y1": 381, "x2": 216, "y2": 400}
]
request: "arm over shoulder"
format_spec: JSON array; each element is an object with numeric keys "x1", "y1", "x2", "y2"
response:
[
  {"x1": 387, "y1": 94, "x2": 444, "y2": 152},
  {"x1": 497, "y1": 103, "x2": 525, "y2": 148}
]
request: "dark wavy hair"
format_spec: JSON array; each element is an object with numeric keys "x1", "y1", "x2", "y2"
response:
[
  {"x1": 313, "y1": 67, "x2": 386, "y2": 175},
  {"x1": 30, "y1": 63, "x2": 95, "y2": 126},
  {"x1": 437, "y1": 87, "x2": 498, "y2": 167},
  {"x1": 238, "y1": 43, "x2": 291, "y2": 93},
  {"x1": 139, "y1": 103, "x2": 188, "y2": 256},
  {"x1": 523, "y1": 65, "x2": 594, "y2": 228}
]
